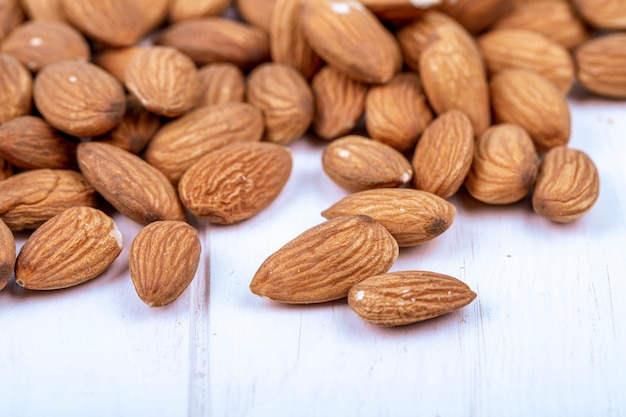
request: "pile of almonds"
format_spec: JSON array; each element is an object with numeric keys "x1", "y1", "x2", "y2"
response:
[{"x1": 0, "y1": 0, "x2": 619, "y2": 327}]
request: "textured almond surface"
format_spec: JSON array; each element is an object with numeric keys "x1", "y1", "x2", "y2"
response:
[
  {"x1": 144, "y1": 102, "x2": 264, "y2": 184},
  {"x1": 360, "y1": 0, "x2": 439, "y2": 21},
  {"x1": 532, "y1": 146, "x2": 600, "y2": 223},
  {"x1": 0, "y1": 218, "x2": 15, "y2": 291},
  {"x1": 130, "y1": 220, "x2": 201, "y2": 307},
  {"x1": 77, "y1": 142, "x2": 185, "y2": 225},
  {"x1": 322, "y1": 135, "x2": 413, "y2": 192},
  {"x1": 168, "y1": 0, "x2": 230, "y2": 22},
  {"x1": 322, "y1": 188, "x2": 455, "y2": 247},
  {"x1": 465, "y1": 124, "x2": 539, "y2": 205},
  {"x1": 235, "y1": 0, "x2": 276, "y2": 33},
  {"x1": 0, "y1": 53, "x2": 32, "y2": 125},
  {"x1": 124, "y1": 46, "x2": 198, "y2": 117},
  {"x1": 33, "y1": 59, "x2": 126, "y2": 137},
  {"x1": 571, "y1": 0, "x2": 626, "y2": 30},
  {"x1": 179, "y1": 142, "x2": 292, "y2": 224},
  {"x1": 412, "y1": 110, "x2": 474, "y2": 199},
  {"x1": 92, "y1": 46, "x2": 144, "y2": 83},
  {"x1": 195, "y1": 63, "x2": 245, "y2": 108},
  {"x1": 15, "y1": 206, "x2": 123, "y2": 290},
  {"x1": 0, "y1": 169, "x2": 97, "y2": 231},
  {"x1": 250, "y1": 215, "x2": 399, "y2": 303},
  {"x1": 348, "y1": 270, "x2": 477, "y2": 327},
  {"x1": 439, "y1": 0, "x2": 512, "y2": 34},
  {"x1": 301, "y1": 0, "x2": 402, "y2": 84},
  {"x1": 575, "y1": 33, "x2": 626, "y2": 99}
]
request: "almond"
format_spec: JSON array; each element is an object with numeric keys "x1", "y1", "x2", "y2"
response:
[
  {"x1": 347, "y1": 270, "x2": 477, "y2": 327},
  {"x1": 0, "y1": 0, "x2": 23, "y2": 42},
  {"x1": 321, "y1": 188, "x2": 456, "y2": 247},
  {"x1": 156, "y1": 17, "x2": 270, "y2": 71},
  {"x1": 246, "y1": 63, "x2": 314, "y2": 145},
  {"x1": 411, "y1": 110, "x2": 474, "y2": 199},
  {"x1": 168, "y1": 0, "x2": 231, "y2": 22},
  {"x1": 300, "y1": 0, "x2": 402, "y2": 84},
  {"x1": 490, "y1": 69, "x2": 570, "y2": 151},
  {"x1": 33, "y1": 59, "x2": 126, "y2": 137},
  {"x1": 21, "y1": 0, "x2": 65, "y2": 22},
  {"x1": 15, "y1": 206, "x2": 123, "y2": 290},
  {"x1": 571, "y1": 0, "x2": 626, "y2": 30},
  {"x1": 178, "y1": 142, "x2": 292, "y2": 224},
  {"x1": 365, "y1": 72, "x2": 433, "y2": 152},
  {"x1": 195, "y1": 63, "x2": 246, "y2": 108},
  {"x1": 93, "y1": 46, "x2": 144, "y2": 84},
  {"x1": 250, "y1": 215, "x2": 399, "y2": 304},
  {"x1": 0, "y1": 218, "x2": 15, "y2": 291},
  {"x1": 0, "y1": 115, "x2": 78, "y2": 170},
  {"x1": 77, "y1": 142, "x2": 186, "y2": 225},
  {"x1": 144, "y1": 102, "x2": 264, "y2": 184},
  {"x1": 477, "y1": 29, "x2": 575, "y2": 94},
  {"x1": 0, "y1": 158, "x2": 11, "y2": 181},
  {"x1": 235, "y1": 0, "x2": 276, "y2": 33},
  {"x1": 575, "y1": 33, "x2": 626, "y2": 99},
  {"x1": 532, "y1": 146, "x2": 600, "y2": 223},
  {"x1": 0, "y1": 53, "x2": 32, "y2": 125},
  {"x1": 0, "y1": 20, "x2": 89, "y2": 72},
  {"x1": 322, "y1": 135, "x2": 413, "y2": 192},
  {"x1": 311, "y1": 65, "x2": 368, "y2": 141},
  {"x1": 492, "y1": 0, "x2": 590, "y2": 49},
  {"x1": 360, "y1": 0, "x2": 438, "y2": 22},
  {"x1": 465, "y1": 123, "x2": 539, "y2": 205},
  {"x1": 124, "y1": 46, "x2": 199, "y2": 117},
  {"x1": 0, "y1": 169, "x2": 97, "y2": 231},
  {"x1": 438, "y1": 0, "x2": 513, "y2": 34},
  {"x1": 129, "y1": 221, "x2": 201, "y2": 307}
]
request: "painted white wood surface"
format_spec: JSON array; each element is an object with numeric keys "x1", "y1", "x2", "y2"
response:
[{"x1": 1, "y1": 89, "x2": 625, "y2": 417}]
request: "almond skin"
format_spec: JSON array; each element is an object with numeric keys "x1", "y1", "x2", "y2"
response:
[
  {"x1": 438, "y1": 0, "x2": 513, "y2": 34},
  {"x1": 77, "y1": 142, "x2": 186, "y2": 225},
  {"x1": 311, "y1": 65, "x2": 368, "y2": 140},
  {"x1": 0, "y1": 218, "x2": 16, "y2": 291},
  {"x1": 235, "y1": 0, "x2": 277, "y2": 33},
  {"x1": 124, "y1": 46, "x2": 199, "y2": 117},
  {"x1": 195, "y1": 63, "x2": 246, "y2": 108},
  {"x1": 360, "y1": 0, "x2": 437, "y2": 22},
  {"x1": 465, "y1": 123, "x2": 539, "y2": 205},
  {"x1": 571, "y1": 0, "x2": 626, "y2": 30},
  {"x1": 21, "y1": 0, "x2": 65, "y2": 22},
  {"x1": 490, "y1": 69, "x2": 571, "y2": 151},
  {"x1": 348, "y1": 270, "x2": 477, "y2": 327},
  {"x1": 0, "y1": 115, "x2": 78, "y2": 170},
  {"x1": 92, "y1": 46, "x2": 144, "y2": 84},
  {"x1": 33, "y1": 59, "x2": 126, "y2": 137},
  {"x1": 0, "y1": 53, "x2": 32, "y2": 125},
  {"x1": 0, "y1": 169, "x2": 97, "y2": 231},
  {"x1": 321, "y1": 188, "x2": 455, "y2": 247},
  {"x1": 15, "y1": 206, "x2": 123, "y2": 290},
  {"x1": 411, "y1": 110, "x2": 474, "y2": 199},
  {"x1": 168, "y1": 0, "x2": 231, "y2": 22},
  {"x1": 246, "y1": 63, "x2": 314, "y2": 145},
  {"x1": 0, "y1": 0, "x2": 23, "y2": 42},
  {"x1": 129, "y1": 220, "x2": 201, "y2": 307},
  {"x1": 575, "y1": 33, "x2": 626, "y2": 99},
  {"x1": 250, "y1": 215, "x2": 399, "y2": 304},
  {"x1": 144, "y1": 102, "x2": 264, "y2": 184},
  {"x1": 179, "y1": 142, "x2": 292, "y2": 224},
  {"x1": 0, "y1": 20, "x2": 89, "y2": 72},
  {"x1": 532, "y1": 146, "x2": 600, "y2": 223},
  {"x1": 300, "y1": 0, "x2": 402, "y2": 84},
  {"x1": 322, "y1": 135, "x2": 413, "y2": 192}
]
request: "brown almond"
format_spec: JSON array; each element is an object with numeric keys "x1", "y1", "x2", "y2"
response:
[
  {"x1": 246, "y1": 63, "x2": 314, "y2": 145},
  {"x1": 0, "y1": 53, "x2": 32, "y2": 125},
  {"x1": 156, "y1": 17, "x2": 270, "y2": 71},
  {"x1": 411, "y1": 110, "x2": 474, "y2": 199},
  {"x1": 322, "y1": 135, "x2": 413, "y2": 192},
  {"x1": 365, "y1": 72, "x2": 433, "y2": 152},
  {"x1": 92, "y1": 46, "x2": 144, "y2": 84},
  {"x1": 33, "y1": 59, "x2": 126, "y2": 137},
  {"x1": 0, "y1": 0, "x2": 23, "y2": 42},
  {"x1": 250, "y1": 215, "x2": 399, "y2": 304},
  {"x1": 0, "y1": 115, "x2": 78, "y2": 170},
  {"x1": 321, "y1": 188, "x2": 456, "y2": 247},
  {"x1": 465, "y1": 123, "x2": 539, "y2": 205},
  {"x1": 575, "y1": 33, "x2": 626, "y2": 99},
  {"x1": 311, "y1": 65, "x2": 368, "y2": 141},
  {"x1": 124, "y1": 46, "x2": 199, "y2": 117},
  {"x1": 235, "y1": 0, "x2": 277, "y2": 33},
  {"x1": 532, "y1": 146, "x2": 600, "y2": 223},
  {"x1": 168, "y1": 0, "x2": 231, "y2": 22},
  {"x1": 21, "y1": 0, "x2": 65, "y2": 22},
  {"x1": 0, "y1": 158, "x2": 11, "y2": 181},
  {"x1": 77, "y1": 142, "x2": 186, "y2": 225},
  {"x1": 360, "y1": 0, "x2": 437, "y2": 22},
  {"x1": 0, "y1": 169, "x2": 97, "y2": 231},
  {"x1": 571, "y1": 0, "x2": 626, "y2": 30},
  {"x1": 301, "y1": 0, "x2": 402, "y2": 84},
  {"x1": 0, "y1": 21, "x2": 89, "y2": 72},
  {"x1": 492, "y1": 0, "x2": 590, "y2": 49},
  {"x1": 144, "y1": 102, "x2": 264, "y2": 184},
  {"x1": 15, "y1": 206, "x2": 123, "y2": 290},
  {"x1": 130, "y1": 221, "x2": 201, "y2": 307},
  {"x1": 178, "y1": 142, "x2": 292, "y2": 224},
  {"x1": 195, "y1": 63, "x2": 246, "y2": 108},
  {"x1": 438, "y1": 0, "x2": 513, "y2": 34},
  {"x1": 348, "y1": 270, "x2": 477, "y2": 327},
  {"x1": 0, "y1": 218, "x2": 16, "y2": 291},
  {"x1": 490, "y1": 69, "x2": 570, "y2": 151}
]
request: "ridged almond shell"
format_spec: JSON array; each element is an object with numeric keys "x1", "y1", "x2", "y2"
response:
[
  {"x1": 195, "y1": 63, "x2": 246, "y2": 108},
  {"x1": 575, "y1": 33, "x2": 626, "y2": 99},
  {"x1": 0, "y1": 218, "x2": 15, "y2": 291},
  {"x1": 0, "y1": 53, "x2": 32, "y2": 125}
]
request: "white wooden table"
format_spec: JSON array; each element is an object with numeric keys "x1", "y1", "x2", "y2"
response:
[{"x1": 1, "y1": 87, "x2": 625, "y2": 417}]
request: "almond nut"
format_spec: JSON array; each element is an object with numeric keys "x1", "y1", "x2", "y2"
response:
[
  {"x1": 195, "y1": 63, "x2": 246, "y2": 108},
  {"x1": 571, "y1": 0, "x2": 626, "y2": 30},
  {"x1": 235, "y1": 0, "x2": 277, "y2": 33},
  {"x1": 575, "y1": 33, "x2": 626, "y2": 99},
  {"x1": 0, "y1": 218, "x2": 15, "y2": 291},
  {"x1": 168, "y1": 0, "x2": 231, "y2": 22},
  {"x1": 0, "y1": 53, "x2": 32, "y2": 125}
]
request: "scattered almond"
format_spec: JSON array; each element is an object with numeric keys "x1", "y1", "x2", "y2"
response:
[
  {"x1": 195, "y1": 63, "x2": 246, "y2": 108},
  {"x1": 0, "y1": 53, "x2": 32, "y2": 125},
  {"x1": 0, "y1": 218, "x2": 15, "y2": 291},
  {"x1": 575, "y1": 33, "x2": 626, "y2": 99}
]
